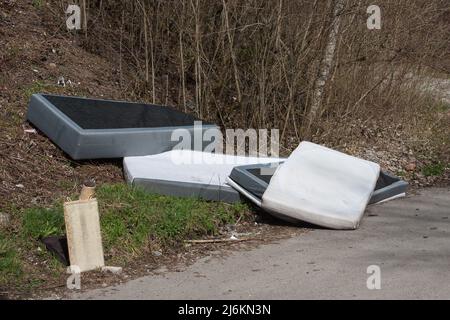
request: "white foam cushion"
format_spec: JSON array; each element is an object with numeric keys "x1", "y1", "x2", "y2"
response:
[
  {"x1": 124, "y1": 150, "x2": 283, "y2": 188},
  {"x1": 261, "y1": 142, "x2": 380, "y2": 229}
]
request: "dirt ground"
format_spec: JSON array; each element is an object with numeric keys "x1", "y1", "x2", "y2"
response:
[{"x1": 0, "y1": 1, "x2": 129, "y2": 211}]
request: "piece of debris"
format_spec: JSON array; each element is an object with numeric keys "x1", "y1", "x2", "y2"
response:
[
  {"x1": 101, "y1": 266, "x2": 123, "y2": 275},
  {"x1": 41, "y1": 236, "x2": 70, "y2": 266},
  {"x1": 48, "y1": 63, "x2": 57, "y2": 68},
  {"x1": 24, "y1": 128, "x2": 37, "y2": 134},
  {"x1": 405, "y1": 162, "x2": 416, "y2": 171},
  {"x1": 64, "y1": 183, "x2": 105, "y2": 273},
  {"x1": 15, "y1": 184, "x2": 24, "y2": 188},
  {"x1": 79, "y1": 179, "x2": 96, "y2": 200},
  {"x1": 57, "y1": 76, "x2": 65, "y2": 87},
  {"x1": 152, "y1": 251, "x2": 162, "y2": 257},
  {"x1": 184, "y1": 237, "x2": 255, "y2": 244}
]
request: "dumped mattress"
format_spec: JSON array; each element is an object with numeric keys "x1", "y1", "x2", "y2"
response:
[
  {"x1": 124, "y1": 150, "x2": 284, "y2": 203},
  {"x1": 228, "y1": 142, "x2": 383, "y2": 229},
  {"x1": 228, "y1": 163, "x2": 407, "y2": 206},
  {"x1": 27, "y1": 94, "x2": 217, "y2": 159},
  {"x1": 26, "y1": 93, "x2": 409, "y2": 230},
  {"x1": 262, "y1": 142, "x2": 381, "y2": 229}
]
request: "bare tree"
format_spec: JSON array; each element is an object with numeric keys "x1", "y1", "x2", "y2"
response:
[{"x1": 307, "y1": 0, "x2": 346, "y2": 133}]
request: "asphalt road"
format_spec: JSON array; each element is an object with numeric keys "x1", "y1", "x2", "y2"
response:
[{"x1": 71, "y1": 188, "x2": 450, "y2": 300}]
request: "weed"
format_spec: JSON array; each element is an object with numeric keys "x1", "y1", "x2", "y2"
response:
[
  {"x1": 32, "y1": 0, "x2": 43, "y2": 8},
  {"x1": 22, "y1": 81, "x2": 47, "y2": 100},
  {"x1": 422, "y1": 163, "x2": 446, "y2": 177},
  {"x1": 96, "y1": 184, "x2": 248, "y2": 255},
  {"x1": 22, "y1": 206, "x2": 65, "y2": 239},
  {"x1": 0, "y1": 235, "x2": 23, "y2": 286}
]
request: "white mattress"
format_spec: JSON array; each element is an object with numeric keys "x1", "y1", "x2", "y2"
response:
[
  {"x1": 261, "y1": 142, "x2": 380, "y2": 229},
  {"x1": 124, "y1": 150, "x2": 283, "y2": 201}
]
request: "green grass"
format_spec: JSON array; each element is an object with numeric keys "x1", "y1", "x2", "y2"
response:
[
  {"x1": 435, "y1": 101, "x2": 450, "y2": 112},
  {"x1": 0, "y1": 234, "x2": 23, "y2": 286},
  {"x1": 422, "y1": 163, "x2": 446, "y2": 177},
  {"x1": 96, "y1": 184, "x2": 248, "y2": 258},
  {"x1": 32, "y1": 0, "x2": 43, "y2": 8},
  {"x1": 22, "y1": 81, "x2": 47, "y2": 100},
  {"x1": 0, "y1": 183, "x2": 249, "y2": 290},
  {"x1": 22, "y1": 206, "x2": 65, "y2": 239},
  {"x1": 20, "y1": 183, "x2": 248, "y2": 250}
]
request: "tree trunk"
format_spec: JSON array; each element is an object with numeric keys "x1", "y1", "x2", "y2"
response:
[{"x1": 307, "y1": 0, "x2": 345, "y2": 132}]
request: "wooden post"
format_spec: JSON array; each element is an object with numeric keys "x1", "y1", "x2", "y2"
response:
[
  {"x1": 79, "y1": 179, "x2": 96, "y2": 200},
  {"x1": 64, "y1": 179, "x2": 104, "y2": 272}
]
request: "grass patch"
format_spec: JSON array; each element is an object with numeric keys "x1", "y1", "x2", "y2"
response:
[
  {"x1": 96, "y1": 184, "x2": 248, "y2": 260},
  {"x1": 20, "y1": 183, "x2": 248, "y2": 248},
  {"x1": 2, "y1": 183, "x2": 249, "y2": 291},
  {"x1": 422, "y1": 163, "x2": 446, "y2": 177},
  {"x1": 22, "y1": 81, "x2": 48, "y2": 100},
  {"x1": 435, "y1": 101, "x2": 450, "y2": 112},
  {"x1": 0, "y1": 234, "x2": 23, "y2": 286},
  {"x1": 32, "y1": 0, "x2": 43, "y2": 8},
  {"x1": 22, "y1": 206, "x2": 65, "y2": 239}
]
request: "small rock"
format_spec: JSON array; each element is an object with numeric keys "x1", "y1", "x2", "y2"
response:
[
  {"x1": 15, "y1": 184, "x2": 24, "y2": 189},
  {"x1": 152, "y1": 251, "x2": 162, "y2": 257},
  {"x1": 405, "y1": 163, "x2": 416, "y2": 171},
  {"x1": 48, "y1": 63, "x2": 57, "y2": 68},
  {"x1": 101, "y1": 266, "x2": 123, "y2": 275}
]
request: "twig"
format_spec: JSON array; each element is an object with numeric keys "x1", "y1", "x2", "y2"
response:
[
  {"x1": 184, "y1": 238, "x2": 256, "y2": 244},
  {"x1": 40, "y1": 283, "x2": 67, "y2": 291}
]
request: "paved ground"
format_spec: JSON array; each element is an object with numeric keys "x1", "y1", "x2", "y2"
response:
[{"x1": 71, "y1": 188, "x2": 450, "y2": 300}]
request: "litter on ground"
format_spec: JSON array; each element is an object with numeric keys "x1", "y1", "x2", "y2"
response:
[{"x1": 28, "y1": 94, "x2": 408, "y2": 231}]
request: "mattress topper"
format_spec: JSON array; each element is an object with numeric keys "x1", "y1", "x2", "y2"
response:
[
  {"x1": 124, "y1": 150, "x2": 284, "y2": 187},
  {"x1": 261, "y1": 141, "x2": 380, "y2": 229}
]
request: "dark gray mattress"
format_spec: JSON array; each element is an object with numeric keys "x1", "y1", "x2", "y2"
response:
[
  {"x1": 229, "y1": 162, "x2": 408, "y2": 205},
  {"x1": 26, "y1": 94, "x2": 218, "y2": 160}
]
